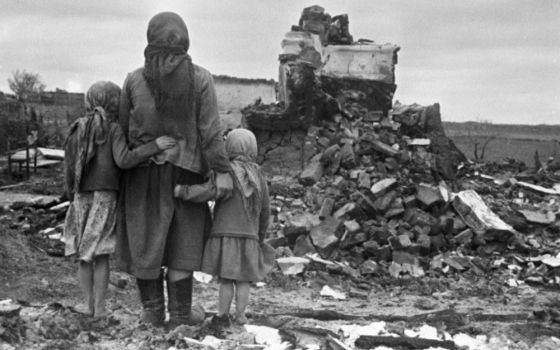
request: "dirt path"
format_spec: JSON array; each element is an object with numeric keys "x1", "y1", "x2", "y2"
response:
[{"x1": 2, "y1": 230, "x2": 560, "y2": 349}]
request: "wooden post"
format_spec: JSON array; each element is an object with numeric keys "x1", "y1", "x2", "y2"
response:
[
  {"x1": 33, "y1": 148, "x2": 37, "y2": 174},
  {"x1": 25, "y1": 125, "x2": 30, "y2": 180},
  {"x1": 6, "y1": 137, "x2": 10, "y2": 180}
]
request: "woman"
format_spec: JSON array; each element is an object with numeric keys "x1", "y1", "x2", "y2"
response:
[{"x1": 116, "y1": 12, "x2": 232, "y2": 328}]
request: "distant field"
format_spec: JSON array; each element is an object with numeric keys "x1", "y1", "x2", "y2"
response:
[{"x1": 443, "y1": 122, "x2": 560, "y2": 165}]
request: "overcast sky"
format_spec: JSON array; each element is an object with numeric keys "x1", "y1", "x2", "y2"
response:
[{"x1": 0, "y1": 0, "x2": 558, "y2": 124}]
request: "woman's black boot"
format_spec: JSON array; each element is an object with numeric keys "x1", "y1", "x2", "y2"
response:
[{"x1": 136, "y1": 273, "x2": 165, "y2": 327}]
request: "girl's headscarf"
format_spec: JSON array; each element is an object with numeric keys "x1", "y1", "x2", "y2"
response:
[
  {"x1": 67, "y1": 81, "x2": 121, "y2": 193},
  {"x1": 225, "y1": 129, "x2": 263, "y2": 218},
  {"x1": 143, "y1": 12, "x2": 194, "y2": 114}
]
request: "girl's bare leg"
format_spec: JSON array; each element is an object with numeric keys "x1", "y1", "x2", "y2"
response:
[
  {"x1": 235, "y1": 281, "x2": 250, "y2": 324},
  {"x1": 218, "y1": 279, "x2": 234, "y2": 316},
  {"x1": 93, "y1": 254, "x2": 109, "y2": 318},
  {"x1": 77, "y1": 260, "x2": 94, "y2": 315}
]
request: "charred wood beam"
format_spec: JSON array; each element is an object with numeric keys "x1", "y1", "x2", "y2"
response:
[{"x1": 355, "y1": 335, "x2": 458, "y2": 350}]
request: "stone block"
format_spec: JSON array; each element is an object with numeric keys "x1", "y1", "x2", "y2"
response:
[
  {"x1": 333, "y1": 202, "x2": 357, "y2": 219},
  {"x1": 371, "y1": 139, "x2": 400, "y2": 157},
  {"x1": 384, "y1": 207, "x2": 405, "y2": 219},
  {"x1": 293, "y1": 235, "x2": 317, "y2": 257},
  {"x1": 452, "y1": 228, "x2": 473, "y2": 245},
  {"x1": 266, "y1": 237, "x2": 287, "y2": 249},
  {"x1": 416, "y1": 182, "x2": 444, "y2": 207},
  {"x1": 373, "y1": 190, "x2": 398, "y2": 213},
  {"x1": 299, "y1": 153, "x2": 323, "y2": 185},
  {"x1": 340, "y1": 231, "x2": 368, "y2": 250},
  {"x1": 318, "y1": 197, "x2": 335, "y2": 220},
  {"x1": 354, "y1": 191, "x2": 376, "y2": 215},
  {"x1": 357, "y1": 171, "x2": 371, "y2": 189},
  {"x1": 518, "y1": 209, "x2": 556, "y2": 225},
  {"x1": 389, "y1": 234, "x2": 412, "y2": 250},
  {"x1": 310, "y1": 216, "x2": 341, "y2": 249},
  {"x1": 368, "y1": 227, "x2": 393, "y2": 245},
  {"x1": 452, "y1": 216, "x2": 467, "y2": 231},
  {"x1": 430, "y1": 234, "x2": 447, "y2": 251},
  {"x1": 343, "y1": 220, "x2": 361, "y2": 233},
  {"x1": 284, "y1": 212, "x2": 320, "y2": 239},
  {"x1": 404, "y1": 208, "x2": 437, "y2": 227},
  {"x1": 452, "y1": 190, "x2": 514, "y2": 235},
  {"x1": 321, "y1": 144, "x2": 341, "y2": 175},
  {"x1": 340, "y1": 143, "x2": 356, "y2": 169},
  {"x1": 363, "y1": 242, "x2": 392, "y2": 262},
  {"x1": 276, "y1": 257, "x2": 310, "y2": 275},
  {"x1": 403, "y1": 195, "x2": 418, "y2": 208},
  {"x1": 359, "y1": 259, "x2": 379, "y2": 275},
  {"x1": 430, "y1": 216, "x2": 454, "y2": 236},
  {"x1": 405, "y1": 243, "x2": 422, "y2": 255},
  {"x1": 416, "y1": 233, "x2": 432, "y2": 254},
  {"x1": 392, "y1": 250, "x2": 418, "y2": 265}
]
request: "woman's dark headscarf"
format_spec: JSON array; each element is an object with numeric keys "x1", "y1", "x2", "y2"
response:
[{"x1": 143, "y1": 12, "x2": 194, "y2": 113}]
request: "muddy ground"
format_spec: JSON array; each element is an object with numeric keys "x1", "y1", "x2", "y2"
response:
[{"x1": 1, "y1": 166, "x2": 560, "y2": 349}]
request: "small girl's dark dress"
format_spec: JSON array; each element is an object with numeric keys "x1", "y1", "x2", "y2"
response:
[{"x1": 176, "y1": 175, "x2": 274, "y2": 282}]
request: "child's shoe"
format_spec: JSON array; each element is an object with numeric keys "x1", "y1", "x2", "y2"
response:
[
  {"x1": 210, "y1": 314, "x2": 231, "y2": 329},
  {"x1": 234, "y1": 313, "x2": 248, "y2": 325}
]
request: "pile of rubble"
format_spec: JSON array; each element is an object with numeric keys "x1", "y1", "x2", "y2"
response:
[
  {"x1": 238, "y1": 6, "x2": 560, "y2": 285},
  {"x1": 264, "y1": 121, "x2": 560, "y2": 284}
]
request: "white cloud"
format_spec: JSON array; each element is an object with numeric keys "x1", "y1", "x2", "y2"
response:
[
  {"x1": 0, "y1": 0, "x2": 558, "y2": 124},
  {"x1": 66, "y1": 80, "x2": 83, "y2": 93}
]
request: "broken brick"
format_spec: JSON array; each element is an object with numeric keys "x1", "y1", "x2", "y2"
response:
[
  {"x1": 373, "y1": 190, "x2": 398, "y2": 213},
  {"x1": 363, "y1": 242, "x2": 392, "y2": 262},
  {"x1": 368, "y1": 227, "x2": 393, "y2": 245},
  {"x1": 416, "y1": 182, "x2": 444, "y2": 207},
  {"x1": 343, "y1": 220, "x2": 361, "y2": 233},
  {"x1": 389, "y1": 234, "x2": 412, "y2": 250},
  {"x1": 300, "y1": 153, "x2": 323, "y2": 185},
  {"x1": 430, "y1": 234, "x2": 447, "y2": 251},
  {"x1": 370, "y1": 178, "x2": 397, "y2": 196},
  {"x1": 359, "y1": 259, "x2": 379, "y2": 275},
  {"x1": 416, "y1": 233, "x2": 432, "y2": 254},
  {"x1": 333, "y1": 202, "x2": 358, "y2": 219},
  {"x1": 403, "y1": 195, "x2": 418, "y2": 208},
  {"x1": 404, "y1": 208, "x2": 438, "y2": 227},
  {"x1": 318, "y1": 197, "x2": 335, "y2": 220},
  {"x1": 340, "y1": 231, "x2": 368, "y2": 250},
  {"x1": 392, "y1": 250, "x2": 418, "y2": 265},
  {"x1": 452, "y1": 228, "x2": 474, "y2": 245},
  {"x1": 293, "y1": 235, "x2": 317, "y2": 257},
  {"x1": 354, "y1": 191, "x2": 376, "y2": 215},
  {"x1": 358, "y1": 171, "x2": 371, "y2": 189},
  {"x1": 340, "y1": 143, "x2": 356, "y2": 169}
]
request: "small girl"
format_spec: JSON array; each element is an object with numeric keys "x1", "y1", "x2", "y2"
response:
[
  {"x1": 64, "y1": 81, "x2": 176, "y2": 318},
  {"x1": 174, "y1": 128, "x2": 274, "y2": 326}
]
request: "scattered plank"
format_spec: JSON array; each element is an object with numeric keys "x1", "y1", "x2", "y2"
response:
[
  {"x1": 256, "y1": 308, "x2": 531, "y2": 330},
  {"x1": 0, "y1": 183, "x2": 26, "y2": 191},
  {"x1": 355, "y1": 335, "x2": 458, "y2": 350},
  {"x1": 515, "y1": 180, "x2": 560, "y2": 196},
  {"x1": 37, "y1": 147, "x2": 65, "y2": 160}
]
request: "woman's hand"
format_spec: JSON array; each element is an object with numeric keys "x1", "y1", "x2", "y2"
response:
[
  {"x1": 173, "y1": 185, "x2": 184, "y2": 198},
  {"x1": 215, "y1": 172, "x2": 233, "y2": 200},
  {"x1": 155, "y1": 136, "x2": 177, "y2": 150}
]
